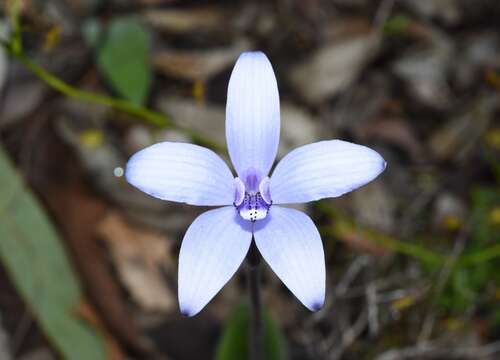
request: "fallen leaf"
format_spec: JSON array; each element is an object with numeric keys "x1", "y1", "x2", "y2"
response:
[
  {"x1": 158, "y1": 97, "x2": 319, "y2": 157},
  {"x1": 290, "y1": 28, "x2": 380, "y2": 104},
  {"x1": 429, "y1": 94, "x2": 497, "y2": 161},
  {"x1": 352, "y1": 181, "x2": 395, "y2": 233},
  {"x1": 153, "y1": 40, "x2": 250, "y2": 81},
  {"x1": 97, "y1": 212, "x2": 176, "y2": 313},
  {"x1": 278, "y1": 104, "x2": 319, "y2": 157},
  {"x1": 157, "y1": 96, "x2": 226, "y2": 145},
  {"x1": 76, "y1": 301, "x2": 126, "y2": 360},
  {"x1": 392, "y1": 27, "x2": 454, "y2": 110},
  {"x1": 0, "y1": 68, "x2": 46, "y2": 128},
  {"x1": 331, "y1": 216, "x2": 391, "y2": 257},
  {"x1": 357, "y1": 118, "x2": 425, "y2": 162},
  {"x1": 143, "y1": 7, "x2": 231, "y2": 34}
]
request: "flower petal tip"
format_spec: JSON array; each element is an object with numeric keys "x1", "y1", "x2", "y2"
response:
[
  {"x1": 239, "y1": 50, "x2": 266, "y2": 60},
  {"x1": 180, "y1": 307, "x2": 195, "y2": 317},
  {"x1": 309, "y1": 299, "x2": 325, "y2": 312}
]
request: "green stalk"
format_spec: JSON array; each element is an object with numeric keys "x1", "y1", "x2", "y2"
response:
[{"x1": 12, "y1": 52, "x2": 170, "y2": 128}]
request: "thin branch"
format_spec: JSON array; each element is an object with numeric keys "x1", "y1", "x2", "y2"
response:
[
  {"x1": 418, "y1": 219, "x2": 471, "y2": 343},
  {"x1": 375, "y1": 339, "x2": 500, "y2": 360}
]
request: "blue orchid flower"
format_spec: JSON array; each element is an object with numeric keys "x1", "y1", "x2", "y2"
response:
[{"x1": 125, "y1": 51, "x2": 386, "y2": 316}]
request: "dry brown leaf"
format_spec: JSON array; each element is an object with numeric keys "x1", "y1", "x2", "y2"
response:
[
  {"x1": 357, "y1": 118, "x2": 425, "y2": 162},
  {"x1": 429, "y1": 94, "x2": 497, "y2": 161},
  {"x1": 76, "y1": 301, "x2": 126, "y2": 360},
  {"x1": 352, "y1": 181, "x2": 395, "y2": 234},
  {"x1": 157, "y1": 96, "x2": 226, "y2": 145},
  {"x1": 143, "y1": 7, "x2": 230, "y2": 34},
  {"x1": 157, "y1": 97, "x2": 319, "y2": 156},
  {"x1": 336, "y1": 228, "x2": 391, "y2": 257},
  {"x1": 153, "y1": 40, "x2": 250, "y2": 81},
  {"x1": 290, "y1": 29, "x2": 380, "y2": 104},
  {"x1": 279, "y1": 104, "x2": 319, "y2": 157},
  {"x1": 97, "y1": 212, "x2": 176, "y2": 313}
]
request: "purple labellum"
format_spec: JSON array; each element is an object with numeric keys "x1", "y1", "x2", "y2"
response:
[
  {"x1": 236, "y1": 192, "x2": 271, "y2": 222},
  {"x1": 234, "y1": 170, "x2": 272, "y2": 222}
]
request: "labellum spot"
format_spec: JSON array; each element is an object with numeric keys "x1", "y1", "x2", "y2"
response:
[
  {"x1": 234, "y1": 175, "x2": 272, "y2": 222},
  {"x1": 236, "y1": 192, "x2": 271, "y2": 222}
]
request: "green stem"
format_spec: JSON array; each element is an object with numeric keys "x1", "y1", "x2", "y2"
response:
[
  {"x1": 458, "y1": 244, "x2": 500, "y2": 266},
  {"x1": 12, "y1": 52, "x2": 170, "y2": 128},
  {"x1": 8, "y1": 0, "x2": 23, "y2": 55},
  {"x1": 317, "y1": 202, "x2": 500, "y2": 268},
  {"x1": 4, "y1": 45, "x2": 225, "y2": 151}
]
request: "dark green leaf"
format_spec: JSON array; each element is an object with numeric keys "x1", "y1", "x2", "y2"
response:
[
  {"x1": 86, "y1": 17, "x2": 152, "y2": 105},
  {"x1": 215, "y1": 303, "x2": 287, "y2": 360},
  {"x1": 0, "y1": 146, "x2": 106, "y2": 359}
]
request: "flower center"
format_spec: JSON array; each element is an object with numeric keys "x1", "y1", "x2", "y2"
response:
[
  {"x1": 233, "y1": 170, "x2": 272, "y2": 222},
  {"x1": 236, "y1": 192, "x2": 270, "y2": 222}
]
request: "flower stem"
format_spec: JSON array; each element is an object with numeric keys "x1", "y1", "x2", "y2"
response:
[{"x1": 246, "y1": 240, "x2": 262, "y2": 360}]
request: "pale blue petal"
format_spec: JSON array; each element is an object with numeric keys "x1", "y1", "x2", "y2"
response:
[
  {"x1": 226, "y1": 51, "x2": 280, "y2": 178},
  {"x1": 270, "y1": 140, "x2": 386, "y2": 204},
  {"x1": 126, "y1": 142, "x2": 235, "y2": 206},
  {"x1": 178, "y1": 206, "x2": 252, "y2": 316},
  {"x1": 254, "y1": 206, "x2": 325, "y2": 311}
]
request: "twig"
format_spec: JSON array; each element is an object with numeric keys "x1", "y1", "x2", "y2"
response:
[
  {"x1": 373, "y1": 0, "x2": 397, "y2": 31},
  {"x1": 329, "y1": 309, "x2": 368, "y2": 360},
  {"x1": 366, "y1": 282, "x2": 379, "y2": 336},
  {"x1": 418, "y1": 219, "x2": 471, "y2": 343},
  {"x1": 335, "y1": 256, "x2": 370, "y2": 296},
  {"x1": 375, "y1": 339, "x2": 500, "y2": 360}
]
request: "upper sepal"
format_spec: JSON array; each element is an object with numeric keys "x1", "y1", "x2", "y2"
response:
[{"x1": 226, "y1": 51, "x2": 280, "y2": 178}]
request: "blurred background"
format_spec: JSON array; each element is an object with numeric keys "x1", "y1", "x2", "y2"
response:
[{"x1": 0, "y1": 0, "x2": 499, "y2": 359}]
